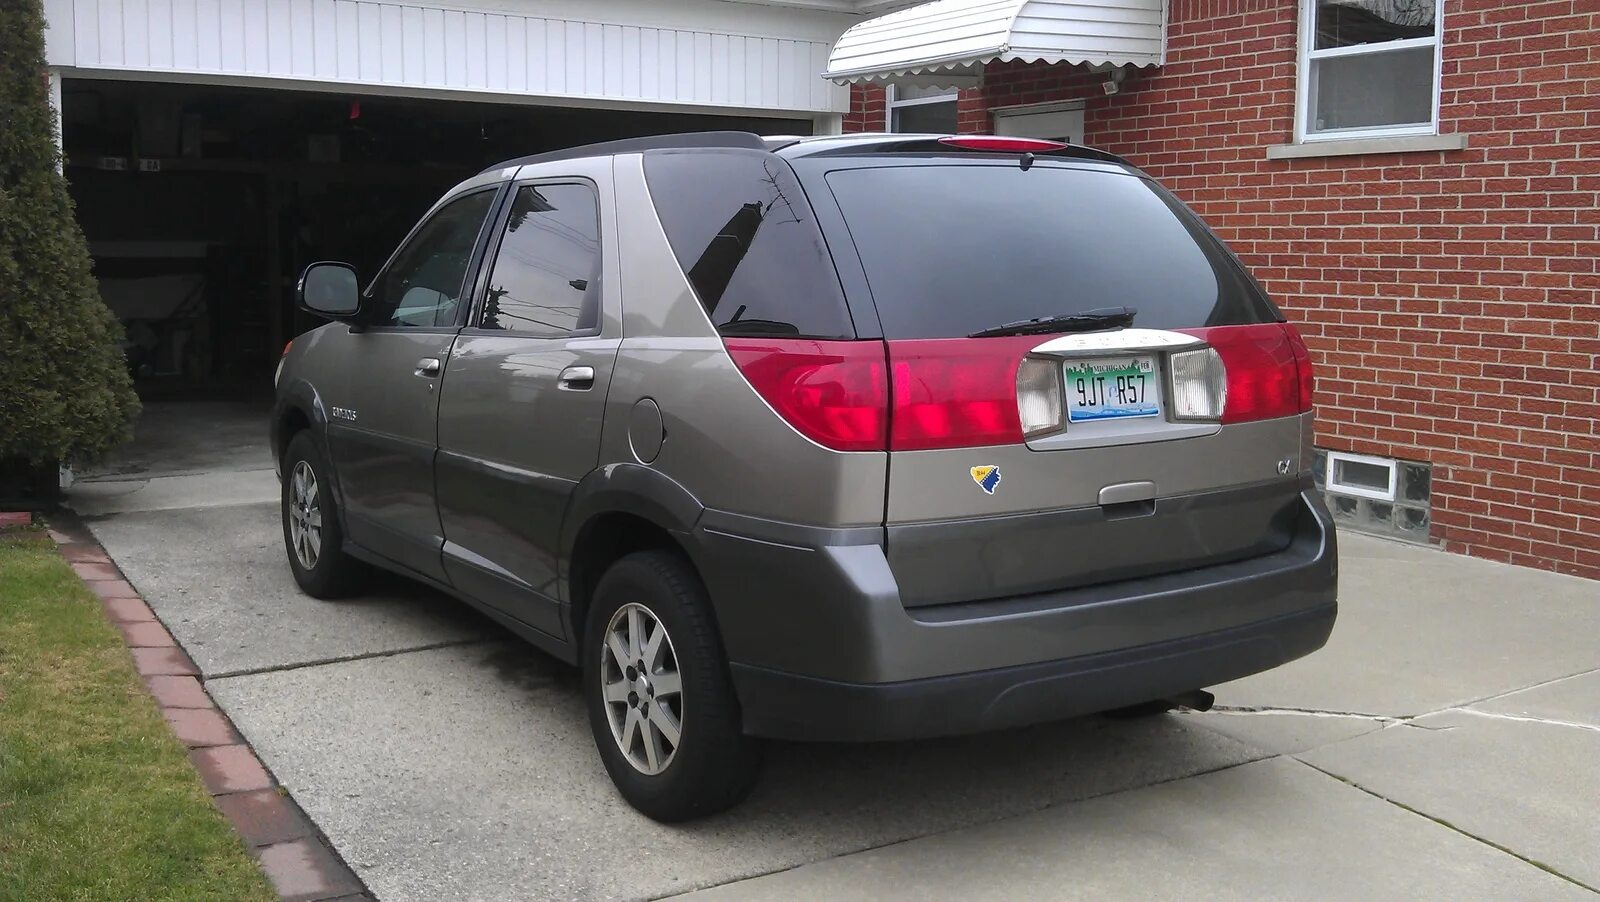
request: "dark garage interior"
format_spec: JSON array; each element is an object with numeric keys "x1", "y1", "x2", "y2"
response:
[{"x1": 61, "y1": 79, "x2": 812, "y2": 399}]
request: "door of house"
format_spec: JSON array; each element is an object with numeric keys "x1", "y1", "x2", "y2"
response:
[{"x1": 993, "y1": 105, "x2": 1086, "y2": 143}]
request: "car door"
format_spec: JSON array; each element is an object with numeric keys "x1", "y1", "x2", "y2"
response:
[
  {"x1": 325, "y1": 183, "x2": 502, "y2": 582},
  {"x1": 435, "y1": 159, "x2": 619, "y2": 638}
]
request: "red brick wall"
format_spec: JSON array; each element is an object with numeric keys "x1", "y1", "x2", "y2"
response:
[
  {"x1": 846, "y1": 0, "x2": 1600, "y2": 579},
  {"x1": 843, "y1": 83, "x2": 887, "y2": 132}
]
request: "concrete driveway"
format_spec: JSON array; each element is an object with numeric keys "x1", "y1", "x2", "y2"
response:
[{"x1": 73, "y1": 403, "x2": 1600, "y2": 901}]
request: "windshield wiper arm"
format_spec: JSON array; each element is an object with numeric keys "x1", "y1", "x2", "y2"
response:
[{"x1": 967, "y1": 306, "x2": 1136, "y2": 338}]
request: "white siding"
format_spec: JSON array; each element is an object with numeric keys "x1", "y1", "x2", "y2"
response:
[
  {"x1": 826, "y1": 0, "x2": 1165, "y2": 82},
  {"x1": 42, "y1": 0, "x2": 850, "y2": 114}
]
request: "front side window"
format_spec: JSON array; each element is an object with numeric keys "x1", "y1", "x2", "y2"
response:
[
  {"x1": 370, "y1": 189, "x2": 496, "y2": 328},
  {"x1": 478, "y1": 183, "x2": 602, "y2": 337},
  {"x1": 1299, "y1": 0, "x2": 1443, "y2": 139}
]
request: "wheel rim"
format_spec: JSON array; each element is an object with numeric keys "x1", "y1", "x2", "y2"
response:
[
  {"x1": 600, "y1": 602, "x2": 683, "y2": 776},
  {"x1": 288, "y1": 460, "x2": 323, "y2": 571}
]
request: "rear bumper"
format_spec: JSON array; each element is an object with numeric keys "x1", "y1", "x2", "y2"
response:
[
  {"x1": 734, "y1": 603, "x2": 1335, "y2": 742},
  {"x1": 693, "y1": 484, "x2": 1338, "y2": 741}
]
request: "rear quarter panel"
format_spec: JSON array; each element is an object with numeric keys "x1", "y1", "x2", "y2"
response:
[{"x1": 598, "y1": 154, "x2": 887, "y2": 530}]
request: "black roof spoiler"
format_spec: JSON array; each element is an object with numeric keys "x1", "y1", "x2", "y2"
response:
[{"x1": 777, "y1": 133, "x2": 1126, "y2": 165}]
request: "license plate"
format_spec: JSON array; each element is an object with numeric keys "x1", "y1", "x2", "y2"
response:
[{"x1": 1064, "y1": 356, "x2": 1160, "y2": 423}]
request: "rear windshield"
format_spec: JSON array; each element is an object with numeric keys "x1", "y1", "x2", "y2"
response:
[{"x1": 823, "y1": 164, "x2": 1278, "y2": 339}]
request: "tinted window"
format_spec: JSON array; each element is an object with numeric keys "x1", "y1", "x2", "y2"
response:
[
  {"x1": 824, "y1": 164, "x2": 1277, "y2": 339},
  {"x1": 644, "y1": 150, "x2": 854, "y2": 338},
  {"x1": 479, "y1": 183, "x2": 602, "y2": 336},
  {"x1": 371, "y1": 189, "x2": 496, "y2": 328}
]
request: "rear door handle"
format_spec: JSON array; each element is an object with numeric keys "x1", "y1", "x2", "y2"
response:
[
  {"x1": 558, "y1": 365, "x2": 596, "y2": 391},
  {"x1": 415, "y1": 357, "x2": 441, "y2": 377}
]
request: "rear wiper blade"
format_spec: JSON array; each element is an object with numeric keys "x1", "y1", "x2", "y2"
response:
[{"x1": 967, "y1": 306, "x2": 1136, "y2": 338}]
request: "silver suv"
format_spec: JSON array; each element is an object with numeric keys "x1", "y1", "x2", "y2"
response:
[{"x1": 274, "y1": 132, "x2": 1338, "y2": 821}]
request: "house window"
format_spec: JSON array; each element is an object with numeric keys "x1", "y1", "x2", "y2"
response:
[
  {"x1": 887, "y1": 85, "x2": 959, "y2": 133},
  {"x1": 1298, "y1": 0, "x2": 1444, "y2": 140}
]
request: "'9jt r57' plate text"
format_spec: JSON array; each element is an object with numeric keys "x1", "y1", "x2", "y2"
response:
[{"x1": 1064, "y1": 357, "x2": 1160, "y2": 423}]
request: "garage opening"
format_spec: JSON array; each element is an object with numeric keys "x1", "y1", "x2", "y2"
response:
[{"x1": 60, "y1": 79, "x2": 813, "y2": 400}]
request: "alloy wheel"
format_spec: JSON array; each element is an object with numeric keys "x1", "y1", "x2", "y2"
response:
[
  {"x1": 600, "y1": 602, "x2": 684, "y2": 775},
  {"x1": 288, "y1": 460, "x2": 323, "y2": 570}
]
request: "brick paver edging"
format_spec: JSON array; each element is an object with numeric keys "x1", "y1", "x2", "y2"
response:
[{"x1": 40, "y1": 513, "x2": 374, "y2": 902}]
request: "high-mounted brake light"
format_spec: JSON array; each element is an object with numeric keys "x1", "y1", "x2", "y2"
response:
[{"x1": 938, "y1": 136, "x2": 1071, "y2": 154}]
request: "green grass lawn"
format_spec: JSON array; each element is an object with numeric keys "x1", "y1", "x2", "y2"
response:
[{"x1": 0, "y1": 525, "x2": 275, "y2": 901}]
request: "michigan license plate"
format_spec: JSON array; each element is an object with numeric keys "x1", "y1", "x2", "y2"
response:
[{"x1": 1065, "y1": 356, "x2": 1160, "y2": 423}]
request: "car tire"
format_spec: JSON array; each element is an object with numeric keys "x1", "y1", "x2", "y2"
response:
[
  {"x1": 281, "y1": 431, "x2": 365, "y2": 599},
  {"x1": 583, "y1": 550, "x2": 762, "y2": 822}
]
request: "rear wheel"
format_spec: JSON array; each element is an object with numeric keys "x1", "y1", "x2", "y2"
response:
[
  {"x1": 281, "y1": 431, "x2": 365, "y2": 598},
  {"x1": 583, "y1": 550, "x2": 761, "y2": 821}
]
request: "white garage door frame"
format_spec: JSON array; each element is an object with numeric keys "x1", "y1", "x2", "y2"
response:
[{"x1": 43, "y1": 0, "x2": 853, "y2": 129}]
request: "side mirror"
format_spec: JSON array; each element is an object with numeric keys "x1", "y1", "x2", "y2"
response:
[{"x1": 297, "y1": 262, "x2": 362, "y2": 320}]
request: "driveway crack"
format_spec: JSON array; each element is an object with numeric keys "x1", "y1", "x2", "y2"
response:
[
  {"x1": 205, "y1": 638, "x2": 492, "y2": 680},
  {"x1": 1440, "y1": 666, "x2": 1600, "y2": 713},
  {"x1": 1442, "y1": 707, "x2": 1600, "y2": 734},
  {"x1": 1199, "y1": 705, "x2": 1450, "y2": 729},
  {"x1": 1295, "y1": 759, "x2": 1600, "y2": 895}
]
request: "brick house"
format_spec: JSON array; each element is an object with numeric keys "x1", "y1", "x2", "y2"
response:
[{"x1": 831, "y1": 0, "x2": 1600, "y2": 578}]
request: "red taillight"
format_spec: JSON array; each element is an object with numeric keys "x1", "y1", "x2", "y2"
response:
[
  {"x1": 938, "y1": 136, "x2": 1071, "y2": 154},
  {"x1": 1285, "y1": 324, "x2": 1315, "y2": 413},
  {"x1": 723, "y1": 338, "x2": 888, "y2": 452},
  {"x1": 281, "y1": 340, "x2": 293, "y2": 357},
  {"x1": 887, "y1": 338, "x2": 1037, "y2": 450},
  {"x1": 724, "y1": 336, "x2": 1040, "y2": 452},
  {"x1": 1180, "y1": 323, "x2": 1310, "y2": 423}
]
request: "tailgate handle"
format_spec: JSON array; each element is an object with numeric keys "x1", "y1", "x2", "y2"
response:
[{"x1": 1099, "y1": 481, "x2": 1156, "y2": 506}]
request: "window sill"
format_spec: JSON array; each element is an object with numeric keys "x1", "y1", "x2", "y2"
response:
[{"x1": 1266, "y1": 133, "x2": 1469, "y2": 160}]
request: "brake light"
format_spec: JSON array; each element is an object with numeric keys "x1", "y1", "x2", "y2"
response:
[
  {"x1": 938, "y1": 136, "x2": 1071, "y2": 154},
  {"x1": 723, "y1": 339, "x2": 887, "y2": 451},
  {"x1": 1285, "y1": 324, "x2": 1316, "y2": 412},
  {"x1": 724, "y1": 336, "x2": 1045, "y2": 452},
  {"x1": 887, "y1": 337, "x2": 1039, "y2": 450},
  {"x1": 281, "y1": 340, "x2": 293, "y2": 357},
  {"x1": 1179, "y1": 324, "x2": 1311, "y2": 424}
]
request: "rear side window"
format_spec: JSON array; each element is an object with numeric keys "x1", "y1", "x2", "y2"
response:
[
  {"x1": 644, "y1": 150, "x2": 854, "y2": 338},
  {"x1": 824, "y1": 164, "x2": 1278, "y2": 339}
]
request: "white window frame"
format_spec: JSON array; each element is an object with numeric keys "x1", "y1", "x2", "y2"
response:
[
  {"x1": 1295, "y1": 0, "x2": 1446, "y2": 143},
  {"x1": 1324, "y1": 451, "x2": 1399, "y2": 502},
  {"x1": 886, "y1": 84, "x2": 960, "y2": 133}
]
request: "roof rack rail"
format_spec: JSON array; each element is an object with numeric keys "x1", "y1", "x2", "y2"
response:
[{"x1": 482, "y1": 131, "x2": 772, "y2": 173}]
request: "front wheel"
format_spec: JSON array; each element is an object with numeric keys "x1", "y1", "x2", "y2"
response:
[
  {"x1": 583, "y1": 550, "x2": 762, "y2": 821},
  {"x1": 281, "y1": 431, "x2": 366, "y2": 598}
]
